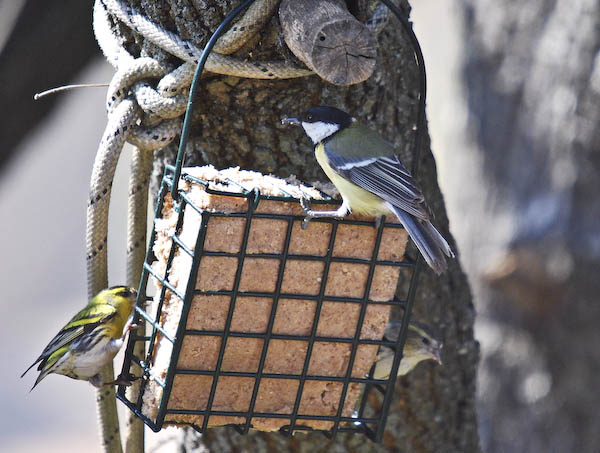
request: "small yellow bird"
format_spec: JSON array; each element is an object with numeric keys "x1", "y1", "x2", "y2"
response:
[
  {"x1": 373, "y1": 320, "x2": 442, "y2": 379},
  {"x1": 22, "y1": 286, "x2": 138, "y2": 390}
]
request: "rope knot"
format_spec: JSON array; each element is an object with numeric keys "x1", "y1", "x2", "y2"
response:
[{"x1": 104, "y1": 56, "x2": 183, "y2": 151}]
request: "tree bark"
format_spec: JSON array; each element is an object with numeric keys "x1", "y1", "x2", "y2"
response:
[
  {"x1": 118, "y1": 0, "x2": 480, "y2": 451},
  {"x1": 459, "y1": 0, "x2": 600, "y2": 452},
  {"x1": 279, "y1": 0, "x2": 376, "y2": 85}
]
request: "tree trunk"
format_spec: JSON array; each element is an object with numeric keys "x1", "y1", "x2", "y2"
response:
[
  {"x1": 459, "y1": 0, "x2": 600, "y2": 452},
  {"x1": 118, "y1": 0, "x2": 480, "y2": 450}
]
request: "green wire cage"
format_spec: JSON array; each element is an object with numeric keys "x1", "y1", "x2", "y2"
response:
[{"x1": 116, "y1": 0, "x2": 427, "y2": 443}]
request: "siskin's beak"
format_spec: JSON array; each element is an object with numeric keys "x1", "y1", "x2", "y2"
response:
[{"x1": 281, "y1": 116, "x2": 301, "y2": 126}]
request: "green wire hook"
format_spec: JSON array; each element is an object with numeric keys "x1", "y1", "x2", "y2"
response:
[{"x1": 171, "y1": 0, "x2": 258, "y2": 200}]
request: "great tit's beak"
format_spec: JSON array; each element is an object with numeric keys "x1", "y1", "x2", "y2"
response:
[{"x1": 281, "y1": 116, "x2": 301, "y2": 126}]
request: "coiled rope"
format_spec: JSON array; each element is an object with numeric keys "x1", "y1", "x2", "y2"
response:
[{"x1": 86, "y1": 1, "x2": 389, "y2": 452}]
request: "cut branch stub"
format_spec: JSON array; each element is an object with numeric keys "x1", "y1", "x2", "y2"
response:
[{"x1": 279, "y1": 0, "x2": 376, "y2": 85}]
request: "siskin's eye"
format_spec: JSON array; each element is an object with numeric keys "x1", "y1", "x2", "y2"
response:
[
  {"x1": 421, "y1": 337, "x2": 431, "y2": 346},
  {"x1": 117, "y1": 288, "x2": 136, "y2": 299}
]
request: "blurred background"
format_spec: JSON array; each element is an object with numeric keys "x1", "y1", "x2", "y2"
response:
[{"x1": 1, "y1": 0, "x2": 598, "y2": 452}]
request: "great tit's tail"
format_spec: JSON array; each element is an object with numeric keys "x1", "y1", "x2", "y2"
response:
[{"x1": 386, "y1": 203, "x2": 454, "y2": 274}]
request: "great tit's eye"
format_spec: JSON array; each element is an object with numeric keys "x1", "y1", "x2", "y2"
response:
[
  {"x1": 307, "y1": 114, "x2": 313, "y2": 121},
  {"x1": 421, "y1": 337, "x2": 431, "y2": 346}
]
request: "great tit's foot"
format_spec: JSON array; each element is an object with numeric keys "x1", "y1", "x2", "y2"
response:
[
  {"x1": 300, "y1": 196, "x2": 312, "y2": 213},
  {"x1": 300, "y1": 197, "x2": 314, "y2": 230},
  {"x1": 298, "y1": 199, "x2": 350, "y2": 229},
  {"x1": 302, "y1": 216, "x2": 313, "y2": 230},
  {"x1": 375, "y1": 216, "x2": 383, "y2": 229}
]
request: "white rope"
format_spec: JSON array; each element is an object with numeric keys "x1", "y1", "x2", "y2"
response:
[
  {"x1": 86, "y1": 97, "x2": 141, "y2": 453},
  {"x1": 99, "y1": 0, "x2": 313, "y2": 83}
]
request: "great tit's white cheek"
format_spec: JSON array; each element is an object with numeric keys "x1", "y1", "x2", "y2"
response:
[{"x1": 301, "y1": 121, "x2": 340, "y2": 144}]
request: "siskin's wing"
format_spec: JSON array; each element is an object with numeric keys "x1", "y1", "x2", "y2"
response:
[{"x1": 22, "y1": 305, "x2": 117, "y2": 377}]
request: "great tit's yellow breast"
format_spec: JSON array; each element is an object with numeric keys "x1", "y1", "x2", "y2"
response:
[{"x1": 315, "y1": 143, "x2": 390, "y2": 217}]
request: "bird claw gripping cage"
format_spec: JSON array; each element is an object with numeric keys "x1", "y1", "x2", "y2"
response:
[{"x1": 116, "y1": 0, "x2": 427, "y2": 443}]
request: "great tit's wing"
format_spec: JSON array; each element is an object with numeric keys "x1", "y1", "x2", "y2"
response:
[{"x1": 324, "y1": 143, "x2": 430, "y2": 220}]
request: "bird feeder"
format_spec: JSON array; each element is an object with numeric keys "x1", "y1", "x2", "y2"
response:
[{"x1": 117, "y1": 0, "x2": 426, "y2": 443}]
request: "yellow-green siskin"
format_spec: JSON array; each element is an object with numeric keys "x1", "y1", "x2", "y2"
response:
[
  {"x1": 372, "y1": 320, "x2": 443, "y2": 380},
  {"x1": 22, "y1": 286, "x2": 137, "y2": 390}
]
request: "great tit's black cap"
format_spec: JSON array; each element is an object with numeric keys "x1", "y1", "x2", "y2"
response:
[
  {"x1": 300, "y1": 106, "x2": 352, "y2": 128},
  {"x1": 282, "y1": 106, "x2": 353, "y2": 128}
]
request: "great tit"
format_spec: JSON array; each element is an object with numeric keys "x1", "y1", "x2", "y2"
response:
[
  {"x1": 281, "y1": 106, "x2": 454, "y2": 274},
  {"x1": 373, "y1": 320, "x2": 442, "y2": 380}
]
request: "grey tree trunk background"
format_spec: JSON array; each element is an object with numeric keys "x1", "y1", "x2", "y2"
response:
[
  {"x1": 457, "y1": 1, "x2": 600, "y2": 452},
  {"x1": 121, "y1": 0, "x2": 480, "y2": 451}
]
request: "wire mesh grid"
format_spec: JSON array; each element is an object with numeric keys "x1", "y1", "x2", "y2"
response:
[{"x1": 116, "y1": 165, "x2": 421, "y2": 442}]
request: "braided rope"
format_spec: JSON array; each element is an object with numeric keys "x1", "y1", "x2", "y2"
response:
[
  {"x1": 106, "y1": 58, "x2": 167, "y2": 111},
  {"x1": 101, "y1": 0, "x2": 313, "y2": 81},
  {"x1": 213, "y1": 0, "x2": 279, "y2": 54},
  {"x1": 91, "y1": 6, "x2": 178, "y2": 452},
  {"x1": 86, "y1": 99, "x2": 141, "y2": 297},
  {"x1": 124, "y1": 146, "x2": 153, "y2": 453},
  {"x1": 86, "y1": 97, "x2": 140, "y2": 453}
]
